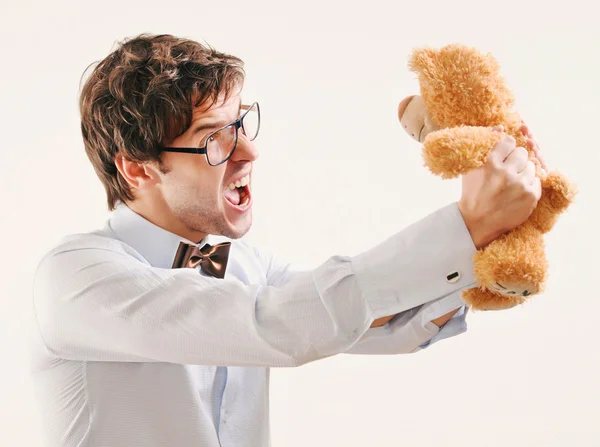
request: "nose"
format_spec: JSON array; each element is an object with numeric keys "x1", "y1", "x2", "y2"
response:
[{"x1": 231, "y1": 133, "x2": 259, "y2": 163}]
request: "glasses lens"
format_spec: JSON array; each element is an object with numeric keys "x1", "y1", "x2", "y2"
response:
[
  {"x1": 241, "y1": 103, "x2": 260, "y2": 141},
  {"x1": 206, "y1": 125, "x2": 237, "y2": 165}
]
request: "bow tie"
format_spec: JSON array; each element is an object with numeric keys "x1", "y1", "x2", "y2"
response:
[{"x1": 171, "y1": 241, "x2": 231, "y2": 278}]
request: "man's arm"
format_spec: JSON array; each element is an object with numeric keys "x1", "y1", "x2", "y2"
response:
[
  {"x1": 372, "y1": 307, "x2": 459, "y2": 328},
  {"x1": 342, "y1": 291, "x2": 468, "y2": 355},
  {"x1": 34, "y1": 201, "x2": 477, "y2": 367},
  {"x1": 257, "y1": 201, "x2": 479, "y2": 354},
  {"x1": 431, "y1": 308, "x2": 460, "y2": 327}
]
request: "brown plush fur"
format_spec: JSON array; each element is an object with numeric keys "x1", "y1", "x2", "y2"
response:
[{"x1": 406, "y1": 44, "x2": 577, "y2": 310}]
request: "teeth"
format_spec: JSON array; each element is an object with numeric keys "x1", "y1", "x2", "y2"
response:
[
  {"x1": 240, "y1": 196, "x2": 249, "y2": 205},
  {"x1": 228, "y1": 175, "x2": 250, "y2": 191}
]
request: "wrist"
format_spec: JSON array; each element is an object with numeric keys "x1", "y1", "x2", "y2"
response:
[{"x1": 457, "y1": 200, "x2": 499, "y2": 249}]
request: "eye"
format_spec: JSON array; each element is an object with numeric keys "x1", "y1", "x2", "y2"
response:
[{"x1": 200, "y1": 134, "x2": 215, "y2": 147}]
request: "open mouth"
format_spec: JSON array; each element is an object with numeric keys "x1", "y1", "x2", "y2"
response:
[{"x1": 223, "y1": 174, "x2": 251, "y2": 209}]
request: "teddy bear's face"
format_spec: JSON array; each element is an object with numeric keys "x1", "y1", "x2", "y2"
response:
[
  {"x1": 408, "y1": 44, "x2": 516, "y2": 129},
  {"x1": 398, "y1": 95, "x2": 440, "y2": 142}
]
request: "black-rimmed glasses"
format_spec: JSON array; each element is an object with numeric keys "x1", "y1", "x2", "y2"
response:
[{"x1": 162, "y1": 102, "x2": 260, "y2": 166}]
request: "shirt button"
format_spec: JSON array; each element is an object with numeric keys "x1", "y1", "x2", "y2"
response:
[
  {"x1": 349, "y1": 330, "x2": 358, "y2": 340},
  {"x1": 446, "y1": 271, "x2": 461, "y2": 283}
]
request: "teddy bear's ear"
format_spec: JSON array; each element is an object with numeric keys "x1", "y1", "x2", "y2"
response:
[{"x1": 408, "y1": 48, "x2": 438, "y2": 78}]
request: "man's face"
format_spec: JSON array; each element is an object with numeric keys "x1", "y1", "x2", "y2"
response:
[{"x1": 156, "y1": 90, "x2": 258, "y2": 241}]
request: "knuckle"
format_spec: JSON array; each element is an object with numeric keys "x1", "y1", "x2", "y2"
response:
[
  {"x1": 487, "y1": 157, "x2": 502, "y2": 171},
  {"x1": 515, "y1": 146, "x2": 528, "y2": 159},
  {"x1": 494, "y1": 134, "x2": 516, "y2": 149},
  {"x1": 525, "y1": 180, "x2": 541, "y2": 200},
  {"x1": 515, "y1": 178, "x2": 527, "y2": 192},
  {"x1": 527, "y1": 161, "x2": 537, "y2": 176},
  {"x1": 503, "y1": 170, "x2": 517, "y2": 185}
]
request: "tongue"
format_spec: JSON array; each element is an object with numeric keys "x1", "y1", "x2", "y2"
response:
[{"x1": 224, "y1": 187, "x2": 241, "y2": 206}]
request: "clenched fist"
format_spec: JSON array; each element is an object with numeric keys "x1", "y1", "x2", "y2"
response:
[{"x1": 458, "y1": 126, "x2": 542, "y2": 249}]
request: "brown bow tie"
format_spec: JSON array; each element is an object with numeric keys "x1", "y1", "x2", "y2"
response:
[{"x1": 171, "y1": 241, "x2": 231, "y2": 278}]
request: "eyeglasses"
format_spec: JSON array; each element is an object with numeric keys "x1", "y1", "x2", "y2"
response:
[{"x1": 161, "y1": 102, "x2": 260, "y2": 166}]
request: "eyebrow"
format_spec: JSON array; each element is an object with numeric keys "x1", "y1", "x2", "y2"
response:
[{"x1": 191, "y1": 100, "x2": 244, "y2": 137}]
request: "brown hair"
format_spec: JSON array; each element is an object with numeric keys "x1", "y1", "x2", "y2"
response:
[{"x1": 79, "y1": 33, "x2": 245, "y2": 210}]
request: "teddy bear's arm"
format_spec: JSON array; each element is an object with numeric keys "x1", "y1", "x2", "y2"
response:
[{"x1": 422, "y1": 126, "x2": 503, "y2": 179}]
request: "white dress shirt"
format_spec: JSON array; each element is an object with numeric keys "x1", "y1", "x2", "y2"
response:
[{"x1": 29, "y1": 201, "x2": 477, "y2": 447}]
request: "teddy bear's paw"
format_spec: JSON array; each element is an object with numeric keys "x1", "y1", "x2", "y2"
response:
[
  {"x1": 473, "y1": 223, "x2": 547, "y2": 301},
  {"x1": 462, "y1": 287, "x2": 526, "y2": 311},
  {"x1": 487, "y1": 281, "x2": 537, "y2": 298}
]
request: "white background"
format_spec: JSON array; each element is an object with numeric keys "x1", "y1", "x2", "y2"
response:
[{"x1": 1, "y1": 0, "x2": 599, "y2": 446}]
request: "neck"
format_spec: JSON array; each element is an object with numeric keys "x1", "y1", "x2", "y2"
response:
[{"x1": 125, "y1": 199, "x2": 208, "y2": 244}]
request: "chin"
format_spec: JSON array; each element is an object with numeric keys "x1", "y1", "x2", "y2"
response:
[{"x1": 219, "y1": 209, "x2": 252, "y2": 239}]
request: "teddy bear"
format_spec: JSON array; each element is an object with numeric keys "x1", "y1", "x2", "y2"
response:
[{"x1": 397, "y1": 43, "x2": 577, "y2": 311}]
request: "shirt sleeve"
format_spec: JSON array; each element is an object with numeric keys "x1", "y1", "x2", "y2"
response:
[
  {"x1": 258, "y1": 202, "x2": 477, "y2": 355},
  {"x1": 342, "y1": 292, "x2": 469, "y2": 355},
  {"x1": 32, "y1": 202, "x2": 477, "y2": 368}
]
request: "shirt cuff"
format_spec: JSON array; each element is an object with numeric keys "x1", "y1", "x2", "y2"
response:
[
  {"x1": 417, "y1": 295, "x2": 469, "y2": 350},
  {"x1": 351, "y1": 202, "x2": 478, "y2": 320}
]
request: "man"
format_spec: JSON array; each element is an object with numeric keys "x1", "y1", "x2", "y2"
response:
[{"x1": 30, "y1": 33, "x2": 545, "y2": 447}]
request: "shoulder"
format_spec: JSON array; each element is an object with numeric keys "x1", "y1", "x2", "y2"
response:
[{"x1": 34, "y1": 230, "x2": 149, "y2": 285}]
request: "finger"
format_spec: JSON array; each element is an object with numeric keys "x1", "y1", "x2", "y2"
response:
[
  {"x1": 526, "y1": 139, "x2": 540, "y2": 160},
  {"x1": 531, "y1": 177, "x2": 542, "y2": 201},
  {"x1": 520, "y1": 123, "x2": 538, "y2": 144},
  {"x1": 491, "y1": 125, "x2": 504, "y2": 132},
  {"x1": 526, "y1": 140, "x2": 548, "y2": 173},
  {"x1": 504, "y1": 146, "x2": 529, "y2": 172},
  {"x1": 488, "y1": 134, "x2": 516, "y2": 164},
  {"x1": 527, "y1": 139, "x2": 541, "y2": 160},
  {"x1": 525, "y1": 136, "x2": 540, "y2": 153},
  {"x1": 518, "y1": 160, "x2": 536, "y2": 184}
]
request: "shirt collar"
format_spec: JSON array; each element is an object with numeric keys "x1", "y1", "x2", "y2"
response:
[{"x1": 107, "y1": 201, "x2": 210, "y2": 269}]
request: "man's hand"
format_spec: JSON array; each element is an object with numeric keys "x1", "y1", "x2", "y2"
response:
[
  {"x1": 370, "y1": 123, "x2": 545, "y2": 330},
  {"x1": 458, "y1": 126, "x2": 542, "y2": 249}
]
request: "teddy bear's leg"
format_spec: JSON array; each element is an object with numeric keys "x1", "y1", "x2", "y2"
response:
[
  {"x1": 529, "y1": 171, "x2": 577, "y2": 234},
  {"x1": 461, "y1": 286, "x2": 526, "y2": 311},
  {"x1": 472, "y1": 222, "x2": 547, "y2": 300}
]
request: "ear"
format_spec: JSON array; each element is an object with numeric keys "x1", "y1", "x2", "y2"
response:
[
  {"x1": 408, "y1": 48, "x2": 438, "y2": 77},
  {"x1": 114, "y1": 153, "x2": 160, "y2": 190}
]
